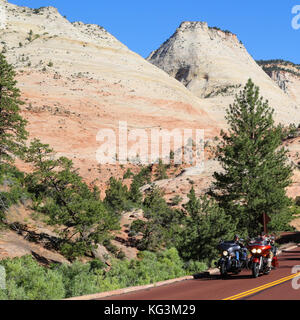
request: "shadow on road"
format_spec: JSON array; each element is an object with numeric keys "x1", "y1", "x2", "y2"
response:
[
  {"x1": 193, "y1": 272, "x2": 253, "y2": 281},
  {"x1": 283, "y1": 257, "x2": 300, "y2": 261},
  {"x1": 282, "y1": 251, "x2": 300, "y2": 254},
  {"x1": 277, "y1": 232, "x2": 300, "y2": 245}
]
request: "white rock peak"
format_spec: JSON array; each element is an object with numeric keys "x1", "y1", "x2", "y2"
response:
[
  {"x1": 0, "y1": 0, "x2": 7, "y2": 29},
  {"x1": 147, "y1": 21, "x2": 299, "y2": 125}
]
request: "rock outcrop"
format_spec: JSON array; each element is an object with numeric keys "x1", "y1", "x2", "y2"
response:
[
  {"x1": 147, "y1": 21, "x2": 299, "y2": 126},
  {"x1": 257, "y1": 60, "x2": 300, "y2": 107}
]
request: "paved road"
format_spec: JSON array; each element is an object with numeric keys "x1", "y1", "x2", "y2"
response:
[{"x1": 103, "y1": 247, "x2": 300, "y2": 300}]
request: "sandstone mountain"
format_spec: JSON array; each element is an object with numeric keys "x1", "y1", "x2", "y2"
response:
[
  {"x1": 0, "y1": 0, "x2": 299, "y2": 200},
  {"x1": 0, "y1": 2, "x2": 299, "y2": 202},
  {"x1": 0, "y1": 1, "x2": 220, "y2": 261},
  {"x1": 0, "y1": 1, "x2": 219, "y2": 180},
  {"x1": 147, "y1": 21, "x2": 300, "y2": 126}
]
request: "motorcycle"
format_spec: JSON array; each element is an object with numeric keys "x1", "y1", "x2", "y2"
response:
[
  {"x1": 216, "y1": 241, "x2": 248, "y2": 277},
  {"x1": 247, "y1": 238, "x2": 278, "y2": 278}
]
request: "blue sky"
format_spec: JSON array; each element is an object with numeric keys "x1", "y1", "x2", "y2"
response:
[{"x1": 9, "y1": 0, "x2": 300, "y2": 63}]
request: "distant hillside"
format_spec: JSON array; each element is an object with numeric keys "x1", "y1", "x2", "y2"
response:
[
  {"x1": 257, "y1": 59, "x2": 300, "y2": 78},
  {"x1": 256, "y1": 60, "x2": 300, "y2": 105}
]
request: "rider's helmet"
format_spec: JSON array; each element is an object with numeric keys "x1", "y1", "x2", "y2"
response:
[
  {"x1": 260, "y1": 232, "x2": 267, "y2": 240},
  {"x1": 233, "y1": 234, "x2": 240, "y2": 242}
]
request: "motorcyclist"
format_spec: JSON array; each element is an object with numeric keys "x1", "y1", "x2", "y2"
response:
[
  {"x1": 233, "y1": 235, "x2": 247, "y2": 266},
  {"x1": 257, "y1": 232, "x2": 275, "y2": 271}
]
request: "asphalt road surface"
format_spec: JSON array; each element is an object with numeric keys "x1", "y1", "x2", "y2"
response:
[{"x1": 103, "y1": 247, "x2": 300, "y2": 300}]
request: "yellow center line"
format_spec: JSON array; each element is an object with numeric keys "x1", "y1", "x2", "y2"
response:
[{"x1": 223, "y1": 272, "x2": 300, "y2": 300}]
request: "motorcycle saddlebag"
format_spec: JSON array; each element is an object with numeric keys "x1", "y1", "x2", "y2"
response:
[{"x1": 272, "y1": 256, "x2": 279, "y2": 268}]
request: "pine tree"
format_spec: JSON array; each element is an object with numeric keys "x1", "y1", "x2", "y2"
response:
[
  {"x1": 25, "y1": 139, "x2": 119, "y2": 260},
  {"x1": 183, "y1": 187, "x2": 201, "y2": 215},
  {"x1": 155, "y1": 158, "x2": 168, "y2": 181},
  {"x1": 104, "y1": 177, "x2": 130, "y2": 213},
  {"x1": 138, "y1": 186, "x2": 184, "y2": 251},
  {"x1": 128, "y1": 166, "x2": 151, "y2": 204},
  {"x1": 180, "y1": 189, "x2": 236, "y2": 263},
  {"x1": 209, "y1": 79, "x2": 293, "y2": 236},
  {"x1": 0, "y1": 54, "x2": 28, "y2": 164}
]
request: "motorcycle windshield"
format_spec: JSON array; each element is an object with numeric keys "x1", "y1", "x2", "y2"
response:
[
  {"x1": 219, "y1": 241, "x2": 240, "y2": 252},
  {"x1": 249, "y1": 240, "x2": 269, "y2": 247}
]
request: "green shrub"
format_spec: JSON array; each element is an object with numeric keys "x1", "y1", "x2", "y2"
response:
[
  {"x1": 53, "y1": 261, "x2": 103, "y2": 298},
  {"x1": 183, "y1": 260, "x2": 208, "y2": 274},
  {"x1": 0, "y1": 248, "x2": 203, "y2": 300},
  {"x1": 170, "y1": 195, "x2": 183, "y2": 206},
  {"x1": 105, "y1": 248, "x2": 186, "y2": 288},
  {"x1": 0, "y1": 256, "x2": 65, "y2": 300},
  {"x1": 0, "y1": 165, "x2": 28, "y2": 222}
]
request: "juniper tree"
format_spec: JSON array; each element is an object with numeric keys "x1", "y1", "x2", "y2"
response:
[
  {"x1": 209, "y1": 79, "x2": 293, "y2": 236},
  {"x1": 0, "y1": 54, "x2": 28, "y2": 164}
]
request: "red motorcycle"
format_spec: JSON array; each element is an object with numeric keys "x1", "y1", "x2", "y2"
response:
[{"x1": 247, "y1": 238, "x2": 278, "y2": 278}]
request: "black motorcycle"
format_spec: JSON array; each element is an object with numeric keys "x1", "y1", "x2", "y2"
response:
[{"x1": 216, "y1": 241, "x2": 248, "y2": 277}]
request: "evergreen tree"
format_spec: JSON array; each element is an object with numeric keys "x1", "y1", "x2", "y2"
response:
[
  {"x1": 155, "y1": 159, "x2": 168, "y2": 181},
  {"x1": 104, "y1": 177, "x2": 130, "y2": 213},
  {"x1": 180, "y1": 189, "x2": 236, "y2": 263},
  {"x1": 128, "y1": 166, "x2": 152, "y2": 204},
  {"x1": 209, "y1": 79, "x2": 293, "y2": 236},
  {"x1": 128, "y1": 178, "x2": 143, "y2": 204},
  {"x1": 183, "y1": 187, "x2": 201, "y2": 216},
  {"x1": 138, "y1": 186, "x2": 184, "y2": 251},
  {"x1": 0, "y1": 54, "x2": 28, "y2": 164},
  {"x1": 25, "y1": 139, "x2": 119, "y2": 260}
]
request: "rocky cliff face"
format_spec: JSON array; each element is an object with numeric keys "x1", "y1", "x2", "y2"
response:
[
  {"x1": 147, "y1": 21, "x2": 299, "y2": 126},
  {"x1": 257, "y1": 60, "x2": 300, "y2": 106},
  {"x1": 0, "y1": 4, "x2": 298, "y2": 195},
  {"x1": 0, "y1": 2, "x2": 220, "y2": 186}
]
